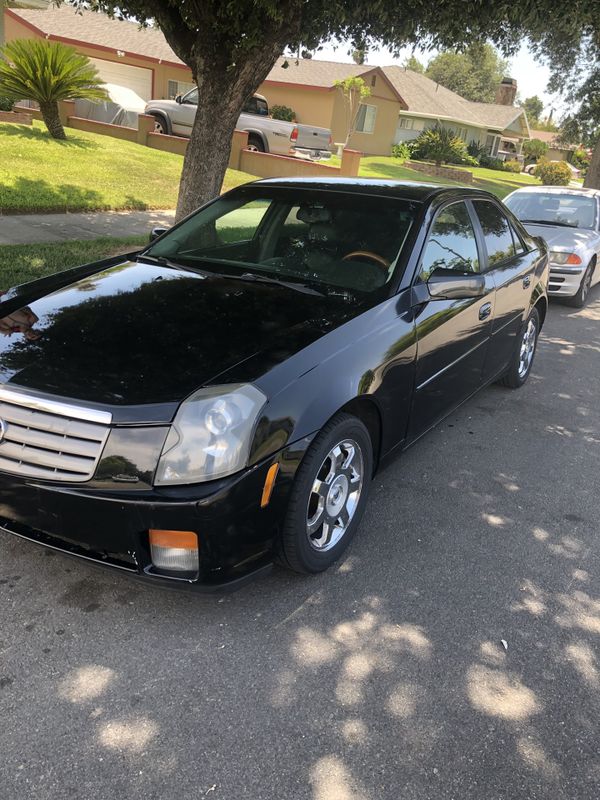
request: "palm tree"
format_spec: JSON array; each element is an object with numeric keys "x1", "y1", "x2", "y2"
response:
[{"x1": 0, "y1": 38, "x2": 107, "y2": 139}]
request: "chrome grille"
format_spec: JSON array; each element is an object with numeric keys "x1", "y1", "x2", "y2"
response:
[{"x1": 0, "y1": 388, "x2": 111, "y2": 482}]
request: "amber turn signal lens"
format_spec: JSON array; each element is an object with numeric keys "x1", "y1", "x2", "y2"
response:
[
  {"x1": 566, "y1": 253, "x2": 582, "y2": 265},
  {"x1": 149, "y1": 530, "x2": 199, "y2": 572},
  {"x1": 260, "y1": 463, "x2": 280, "y2": 508}
]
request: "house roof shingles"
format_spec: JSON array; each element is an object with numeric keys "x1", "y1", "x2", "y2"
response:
[{"x1": 10, "y1": 5, "x2": 184, "y2": 65}]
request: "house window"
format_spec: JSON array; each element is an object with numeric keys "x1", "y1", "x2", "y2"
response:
[
  {"x1": 355, "y1": 104, "x2": 377, "y2": 133},
  {"x1": 398, "y1": 118, "x2": 414, "y2": 130},
  {"x1": 168, "y1": 79, "x2": 196, "y2": 99},
  {"x1": 457, "y1": 127, "x2": 468, "y2": 141},
  {"x1": 370, "y1": 75, "x2": 377, "y2": 87}
]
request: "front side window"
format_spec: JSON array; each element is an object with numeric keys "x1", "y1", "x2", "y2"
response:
[
  {"x1": 420, "y1": 202, "x2": 479, "y2": 280},
  {"x1": 504, "y1": 191, "x2": 597, "y2": 230},
  {"x1": 182, "y1": 88, "x2": 198, "y2": 105},
  {"x1": 356, "y1": 104, "x2": 377, "y2": 134},
  {"x1": 473, "y1": 200, "x2": 517, "y2": 267},
  {"x1": 147, "y1": 189, "x2": 416, "y2": 295}
]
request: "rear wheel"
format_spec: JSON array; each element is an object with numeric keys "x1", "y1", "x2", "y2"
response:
[
  {"x1": 498, "y1": 307, "x2": 540, "y2": 389},
  {"x1": 566, "y1": 262, "x2": 594, "y2": 308},
  {"x1": 246, "y1": 135, "x2": 265, "y2": 153},
  {"x1": 279, "y1": 414, "x2": 373, "y2": 573}
]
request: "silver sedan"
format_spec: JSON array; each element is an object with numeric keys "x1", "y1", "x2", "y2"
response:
[{"x1": 504, "y1": 186, "x2": 600, "y2": 307}]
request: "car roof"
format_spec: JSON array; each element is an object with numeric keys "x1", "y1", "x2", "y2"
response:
[
  {"x1": 240, "y1": 177, "x2": 498, "y2": 203},
  {"x1": 508, "y1": 185, "x2": 600, "y2": 198}
]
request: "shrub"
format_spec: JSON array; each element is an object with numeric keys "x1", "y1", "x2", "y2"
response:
[
  {"x1": 411, "y1": 125, "x2": 472, "y2": 165},
  {"x1": 572, "y1": 148, "x2": 590, "y2": 170},
  {"x1": 479, "y1": 154, "x2": 506, "y2": 170},
  {"x1": 0, "y1": 96, "x2": 13, "y2": 112},
  {"x1": 270, "y1": 104, "x2": 295, "y2": 122},
  {"x1": 467, "y1": 140, "x2": 487, "y2": 161},
  {"x1": 503, "y1": 159, "x2": 522, "y2": 173},
  {"x1": 391, "y1": 141, "x2": 414, "y2": 161},
  {"x1": 534, "y1": 159, "x2": 572, "y2": 185}
]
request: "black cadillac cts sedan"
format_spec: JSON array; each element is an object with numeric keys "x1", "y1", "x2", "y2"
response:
[{"x1": 0, "y1": 179, "x2": 548, "y2": 589}]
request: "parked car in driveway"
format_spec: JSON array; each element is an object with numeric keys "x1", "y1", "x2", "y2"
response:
[
  {"x1": 145, "y1": 90, "x2": 332, "y2": 160},
  {"x1": 0, "y1": 179, "x2": 548, "y2": 590},
  {"x1": 504, "y1": 186, "x2": 600, "y2": 307}
]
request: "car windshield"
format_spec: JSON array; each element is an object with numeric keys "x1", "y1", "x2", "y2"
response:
[
  {"x1": 145, "y1": 187, "x2": 417, "y2": 295},
  {"x1": 505, "y1": 191, "x2": 597, "y2": 230}
]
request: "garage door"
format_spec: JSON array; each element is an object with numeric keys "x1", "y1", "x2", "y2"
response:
[{"x1": 89, "y1": 58, "x2": 153, "y2": 100}]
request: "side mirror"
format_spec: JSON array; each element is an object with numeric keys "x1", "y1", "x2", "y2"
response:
[
  {"x1": 175, "y1": 94, "x2": 182, "y2": 104},
  {"x1": 427, "y1": 267, "x2": 486, "y2": 300},
  {"x1": 149, "y1": 227, "x2": 169, "y2": 242}
]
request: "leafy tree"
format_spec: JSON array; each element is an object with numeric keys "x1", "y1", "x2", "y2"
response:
[
  {"x1": 62, "y1": 1, "x2": 600, "y2": 217},
  {"x1": 334, "y1": 76, "x2": 370, "y2": 146},
  {"x1": 403, "y1": 55, "x2": 425, "y2": 73},
  {"x1": 555, "y1": 70, "x2": 600, "y2": 187},
  {"x1": 425, "y1": 43, "x2": 508, "y2": 102},
  {"x1": 521, "y1": 95, "x2": 544, "y2": 124},
  {"x1": 523, "y1": 138, "x2": 549, "y2": 162},
  {"x1": 352, "y1": 46, "x2": 367, "y2": 65},
  {"x1": 0, "y1": 39, "x2": 106, "y2": 139}
]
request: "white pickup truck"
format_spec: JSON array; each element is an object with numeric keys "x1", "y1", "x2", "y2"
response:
[{"x1": 144, "y1": 90, "x2": 332, "y2": 160}]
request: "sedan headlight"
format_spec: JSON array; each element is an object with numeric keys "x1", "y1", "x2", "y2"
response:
[
  {"x1": 549, "y1": 251, "x2": 582, "y2": 266},
  {"x1": 154, "y1": 384, "x2": 266, "y2": 485}
]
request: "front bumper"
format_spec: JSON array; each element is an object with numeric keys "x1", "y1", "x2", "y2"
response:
[
  {"x1": 548, "y1": 265, "x2": 585, "y2": 297},
  {"x1": 0, "y1": 436, "x2": 313, "y2": 591}
]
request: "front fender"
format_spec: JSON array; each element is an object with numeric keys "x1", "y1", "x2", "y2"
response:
[{"x1": 250, "y1": 292, "x2": 417, "y2": 464}]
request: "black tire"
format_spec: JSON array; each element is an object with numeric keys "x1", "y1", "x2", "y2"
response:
[
  {"x1": 279, "y1": 413, "x2": 373, "y2": 574},
  {"x1": 150, "y1": 113, "x2": 170, "y2": 135},
  {"x1": 498, "y1": 307, "x2": 540, "y2": 389},
  {"x1": 566, "y1": 262, "x2": 594, "y2": 308},
  {"x1": 246, "y1": 134, "x2": 265, "y2": 153}
]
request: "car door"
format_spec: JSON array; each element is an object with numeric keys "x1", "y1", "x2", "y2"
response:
[
  {"x1": 171, "y1": 88, "x2": 198, "y2": 136},
  {"x1": 471, "y1": 199, "x2": 537, "y2": 381},
  {"x1": 407, "y1": 200, "x2": 495, "y2": 441}
]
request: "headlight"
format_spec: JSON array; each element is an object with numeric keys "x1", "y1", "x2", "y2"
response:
[
  {"x1": 550, "y1": 251, "x2": 582, "y2": 266},
  {"x1": 154, "y1": 384, "x2": 266, "y2": 485}
]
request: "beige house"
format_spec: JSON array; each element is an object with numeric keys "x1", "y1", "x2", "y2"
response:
[
  {"x1": 529, "y1": 129, "x2": 576, "y2": 162},
  {"x1": 5, "y1": 5, "x2": 530, "y2": 158}
]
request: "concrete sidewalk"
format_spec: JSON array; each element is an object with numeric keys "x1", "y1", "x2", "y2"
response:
[{"x1": 0, "y1": 209, "x2": 177, "y2": 246}]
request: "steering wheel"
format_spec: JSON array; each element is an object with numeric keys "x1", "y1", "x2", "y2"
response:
[{"x1": 342, "y1": 250, "x2": 390, "y2": 272}]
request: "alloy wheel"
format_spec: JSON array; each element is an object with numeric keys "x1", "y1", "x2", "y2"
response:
[
  {"x1": 518, "y1": 318, "x2": 537, "y2": 379},
  {"x1": 306, "y1": 439, "x2": 364, "y2": 552}
]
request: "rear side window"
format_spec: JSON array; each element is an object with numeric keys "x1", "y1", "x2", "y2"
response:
[
  {"x1": 420, "y1": 201, "x2": 480, "y2": 279},
  {"x1": 473, "y1": 201, "x2": 516, "y2": 267}
]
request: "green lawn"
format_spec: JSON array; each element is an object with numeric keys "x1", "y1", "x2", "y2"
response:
[
  {"x1": 0, "y1": 237, "x2": 147, "y2": 290},
  {"x1": 331, "y1": 155, "x2": 541, "y2": 199},
  {"x1": 0, "y1": 121, "x2": 256, "y2": 214}
]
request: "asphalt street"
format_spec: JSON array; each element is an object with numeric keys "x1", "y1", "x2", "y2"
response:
[{"x1": 1, "y1": 291, "x2": 599, "y2": 800}]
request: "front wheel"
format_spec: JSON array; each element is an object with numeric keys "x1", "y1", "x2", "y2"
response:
[
  {"x1": 279, "y1": 414, "x2": 373, "y2": 573},
  {"x1": 566, "y1": 262, "x2": 594, "y2": 308},
  {"x1": 498, "y1": 307, "x2": 540, "y2": 389}
]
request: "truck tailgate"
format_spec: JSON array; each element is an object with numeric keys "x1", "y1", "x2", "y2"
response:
[{"x1": 296, "y1": 125, "x2": 331, "y2": 152}]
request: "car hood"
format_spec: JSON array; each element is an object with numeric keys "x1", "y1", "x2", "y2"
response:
[
  {"x1": 522, "y1": 223, "x2": 599, "y2": 252},
  {"x1": 0, "y1": 260, "x2": 355, "y2": 408}
]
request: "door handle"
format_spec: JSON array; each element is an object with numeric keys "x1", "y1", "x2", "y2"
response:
[
  {"x1": 523, "y1": 275, "x2": 531, "y2": 289},
  {"x1": 479, "y1": 302, "x2": 492, "y2": 320}
]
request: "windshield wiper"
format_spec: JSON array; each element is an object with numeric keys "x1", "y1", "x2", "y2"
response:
[
  {"x1": 520, "y1": 218, "x2": 578, "y2": 228},
  {"x1": 228, "y1": 272, "x2": 327, "y2": 297}
]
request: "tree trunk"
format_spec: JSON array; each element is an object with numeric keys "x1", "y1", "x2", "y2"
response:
[
  {"x1": 175, "y1": 83, "x2": 240, "y2": 220},
  {"x1": 583, "y1": 140, "x2": 600, "y2": 189},
  {"x1": 39, "y1": 101, "x2": 66, "y2": 140}
]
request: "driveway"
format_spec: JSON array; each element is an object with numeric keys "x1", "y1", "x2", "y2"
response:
[{"x1": 1, "y1": 294, "x2": 599, "y2": 800}]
